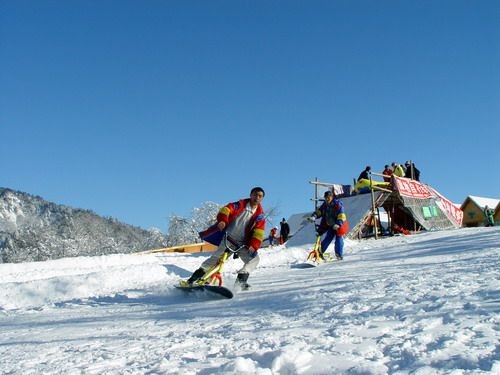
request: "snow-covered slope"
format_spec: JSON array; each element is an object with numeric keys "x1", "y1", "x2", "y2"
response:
[{"x1": 1, "y1": 227, "x2": 499, "y2": 374}]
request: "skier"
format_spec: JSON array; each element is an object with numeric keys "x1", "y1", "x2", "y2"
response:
[
  {"x1": 308, "y1": 190, "x2": 348, "y2": 260},
  {"x1": 181, "y1": 187, "x2": 266, "y2": 290}
]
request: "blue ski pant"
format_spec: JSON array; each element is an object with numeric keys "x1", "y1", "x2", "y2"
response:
[{"x1": 321, "y1": 227, "x2": 344, "y2": 256}]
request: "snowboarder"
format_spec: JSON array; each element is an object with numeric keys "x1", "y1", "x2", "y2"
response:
[{"x1": 181, "y1": 187, "x2": 266, "y2": 290}]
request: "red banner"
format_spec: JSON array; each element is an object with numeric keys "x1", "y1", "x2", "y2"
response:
[
  {"x1": 393, "y1": 176, "x2": 433, "y2": 199},
  {"x1": 429, "y1": 187, "x2": 464, "y2": 227},
  {"x1": 393, "y1": 176, "x2": 463, "y2": 227}
]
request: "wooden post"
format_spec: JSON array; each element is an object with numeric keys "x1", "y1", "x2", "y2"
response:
[
  {"x1": 369, "y1": 172, "x2": 379, "y2": 239},
  {"x1": 314, "y1": 177, "x2": 319, "y2": 210},
  {"x1": 376, "y1": 207, "x2": 382, "y2": 235},
  {"x1": 388, "y1": 204, "x2": 393, "y2": 235},
  {"x1": 408, "y1": 160, "x2": 417, "y2": 233}
]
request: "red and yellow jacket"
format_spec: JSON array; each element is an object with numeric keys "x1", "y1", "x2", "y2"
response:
[{"x1": 200, "y1": 199, "x2": 266, "y2": 250}]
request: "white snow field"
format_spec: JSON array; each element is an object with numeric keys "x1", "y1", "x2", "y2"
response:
[{"x1": 1, "y1": 227, "x2": 499, "y2": 374}]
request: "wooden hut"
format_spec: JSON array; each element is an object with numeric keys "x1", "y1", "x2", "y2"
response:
[{"x1": 460, "y1": 195, "x2": 499, "y2": 227}]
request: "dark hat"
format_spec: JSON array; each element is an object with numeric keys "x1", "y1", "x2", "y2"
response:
[{"x1": 324, "y1": 190, "x2": 333, "y2": 198}]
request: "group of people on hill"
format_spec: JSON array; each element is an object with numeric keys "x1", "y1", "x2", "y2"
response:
[
  {"x1": 359, "y1": 161, "x2": 421, "y2": 183},
  {"x1": 268, "y1": 218, "x2": 290, "y2": 247},
  {"x1": 386, "y1": 161, "x2": 420, "y2": 181}
]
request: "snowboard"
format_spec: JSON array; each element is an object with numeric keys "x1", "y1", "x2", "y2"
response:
[
  {"x1": 292, "y1": 261, "x2": 322, "y2": 269},
  {"x1": 175, "y1": 284, "x2": 234, "y2": 299}
]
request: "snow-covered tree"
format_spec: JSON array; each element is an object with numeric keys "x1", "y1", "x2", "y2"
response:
[
  {"x1": 166, "y1": 201, "x2": 281, "y2": 247},
  {"x1": 166, "y1": 201, "x2": 220, "y2": 246}
]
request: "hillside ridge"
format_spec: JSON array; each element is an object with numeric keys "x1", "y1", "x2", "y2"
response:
[{"x1": 0, "y1": 187, "x2": 167, "y2": 263}]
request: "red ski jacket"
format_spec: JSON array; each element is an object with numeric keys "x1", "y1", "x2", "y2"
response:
[{"x1": 200, "y1": 199, "x2": 266, "y2": 250}]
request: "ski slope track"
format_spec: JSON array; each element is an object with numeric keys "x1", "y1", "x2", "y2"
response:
[{"x1": 1, "y1": 227, "x2": 499, "y2": 374}]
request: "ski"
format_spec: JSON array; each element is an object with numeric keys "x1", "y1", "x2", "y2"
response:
[{"x1": 175, "y1": 284, "x2": 234, "y2": 299}]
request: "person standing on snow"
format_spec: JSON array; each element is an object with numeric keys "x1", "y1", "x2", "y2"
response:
[
  {"x1": 268, "y1": 227, "x2": 278, "y2": 246},
  {"x1": 279, "y1": 218, "x2": 290, "y2": 243},
  {"x1": 308, "y1": 190, "x2": 349, "y2": 260},
  {"x1": 484, "y1": 205, "x2": 495, "y2": 227},
  {"x1": 181, "y1": 187, "x2": 266, "y2": 290}
]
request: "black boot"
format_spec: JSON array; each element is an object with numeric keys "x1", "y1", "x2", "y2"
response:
[
  {"x1": 236, "y1": 272, "x2": 250, "y2": 290},
  {"x1": 187, "y1": 267, "x2": 206, "y2": 285}
]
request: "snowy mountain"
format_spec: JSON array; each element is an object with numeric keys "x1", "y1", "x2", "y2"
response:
[
  {"x1": 1, "y1": 226, "x2": 498, "y2": 374},
  {"x1": 0, "y1": 188, "x2": 167, "y2": 263}
]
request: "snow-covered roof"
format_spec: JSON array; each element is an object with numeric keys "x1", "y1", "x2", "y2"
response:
[{"x1": 466, "y1": 195, "x2": 500, "y2": 210}]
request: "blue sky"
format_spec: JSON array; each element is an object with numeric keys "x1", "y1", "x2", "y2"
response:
[{"x1": 2, "y1": 1, "x2": 499, "y2": 232}]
